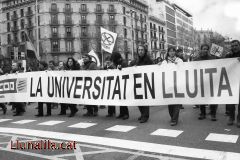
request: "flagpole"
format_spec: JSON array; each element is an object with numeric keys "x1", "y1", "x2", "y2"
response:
[
  {"x1": 35, "y1": 0, "x2": 39, "y2": 60},
  {"x1": 101, "y1": 48, "x2": 104, "y2": 69}
]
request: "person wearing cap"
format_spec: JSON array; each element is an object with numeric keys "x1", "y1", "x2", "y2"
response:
[{"x1": 81, "y1": 54, "x2": 99, "y2": 117}]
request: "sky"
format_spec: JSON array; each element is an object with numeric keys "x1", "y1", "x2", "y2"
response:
[{"x1": 171, "y1": 0, "x2": 240, "y2": 40}]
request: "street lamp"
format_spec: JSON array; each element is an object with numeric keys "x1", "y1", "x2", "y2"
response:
[{"x1": 126, "y1": 10, "x2": 136, "y2": 61}]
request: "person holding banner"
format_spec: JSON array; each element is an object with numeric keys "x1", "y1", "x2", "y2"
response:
[
  {"x1": 65, "y1": 57, "x2": 80, "y2": 117},
  {"x1": 103, "y1": 56, "x2": 116, "y2": 117},
  {"x1": 81, "y1": 54, "x2": 99, "y2": 117},
  {"x1": 0, "y1": 67, "x2": 7, "y2": 115},
  {"x1": 57, "y1": 61, "x2": 68, "y2": 116},
  {"x1": 35, "y1": 61, "x2": 52, "y2": 117},
  {"x1": 159, "y1": 47, "x2": 183, "y2": 126},
  {"x1": 111, "y1": 52, "x2": 129, "y2": 120},
  {"x1": 130, "y1": 45, "x2": 153, "y2": 123},
  {"x1": 194, "y1": 44, "x2": 218, "y2": 121},
  {"x1": 225, "y1": 40, "x2": 240, "y2": 127},
  {"x1": 10, "y1": 61, "x2": 26, "y2": 116}
]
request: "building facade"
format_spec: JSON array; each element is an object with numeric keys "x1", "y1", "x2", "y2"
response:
[
  {"x1": 173, "y1": 4, "x2": 193, "y2": 53},
  {"x1": 148, "y1": 16, "x2": 166, "y2": 59},
  {"x1": 0, "y1": 0, "x2": 148, "y2": 63}
]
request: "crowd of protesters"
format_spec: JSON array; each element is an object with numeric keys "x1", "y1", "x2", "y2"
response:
[{"x1": 0, "y1": 40, "x2": 239, "y2": 127}]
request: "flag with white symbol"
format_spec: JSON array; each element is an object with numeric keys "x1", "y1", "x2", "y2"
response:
[
  {"x1": 88, "y1": 50, "x2": 101, "y2": 67},
  {"x1": 210, "y1": 43, "x2": 224, "y2": 57},
  {"x1": 101, "y1": 27, "x2": 117, "y2": 53}
]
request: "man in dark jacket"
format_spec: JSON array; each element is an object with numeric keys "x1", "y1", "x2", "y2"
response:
[
  {"x1": 110, "y1": 52, "x2": 129, "y2": 120},
  {"x1": 0, "y1": 67, "x2": 7, "y2": 114},
  {"x1": 130, "y1": 45, "x2": 153, "y2": 123},
  {"x1": 225, "y1": 40, "x2": 240, "y2": 127},
  {"x1": 194, "y1": 44, "x2": 218, "y2": 121},
  {"x1": 82, "y1": 54, "x2": 99, "y2": 116},
  {"x1": 10, "y1": 61, "x2": 25, "y2": 116}
]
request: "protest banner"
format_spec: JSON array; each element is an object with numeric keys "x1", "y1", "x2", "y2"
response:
[{"x1": 0, "y1": 58, "x2": 239, "y2": 106}]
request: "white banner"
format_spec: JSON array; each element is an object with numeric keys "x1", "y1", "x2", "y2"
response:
[
  {"x1": 101, "y1": 27, "x2": 117, "y2": 53},
  {"x1": 0, "y1": 58, "x2": 239, "y2": 106}
]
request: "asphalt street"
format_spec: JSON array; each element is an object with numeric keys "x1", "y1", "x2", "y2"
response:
[{"x1": 0, "y1": 103, "x2": 239, "y2": 160}]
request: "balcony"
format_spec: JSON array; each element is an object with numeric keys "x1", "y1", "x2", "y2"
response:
[
  {"x1": 80, "y1": 33, "x2": 90, "y2": 39},
  {"x1": 134, "y1": 15, "x2": 139, "y2": 21},
  {"x1": 95, "y1": 20, "x2": 104, "y2": 26},
  {"x1": 108, "y1": 20, "x2": 117, "y2": 26},
  {"x1": 50, "y1": 19, "x2": 59, "y2": 26},
  {"x1": 151, "y1": 37, "x2": 158, "y2": 41},
  {"x1": 107, "y1": 8, "x2": 117, "y2": 14},
  {"x1": 11, "y1": 26, "x2": 19, "y2": 32},
  {"x1": 50, "y1": 33, "x2": 60, "y2": 39},
  {"x1": 79, "y1": 8, "x2": 89, "y2": 14},
  {"x1": 79, "y1": 20, "x2": 89, "y2": 26},
  {"x1": 11, "y1": 14, "x2": 18, "y2": 20},
  {"x1": 64, "y1": 33, "x2": 74, "y2": 39},
  {"x1": 94, "y1": 8, "x2": 104, "y2": 14},
  {"x1": 64, "y1": 19, "x2": 73, "y2": 26},
  {"x1": 63, "y1": 7, "x2": 73, "y2": 14},
  {"x1": 25, "y1": 10, "x2": 33, "y2": 17},
  {"x1": 140, "y1": 17, "x2": 145, "y2": 22},
  {"x1": 135, "y1": 26, "x2": 141, "y2": 31},
  {"x1": 141, "y1": 27, "x2": 147, "y2": 32},
  {"x1": 49, "y1": 7, "x2": 59, "y2": 13}
]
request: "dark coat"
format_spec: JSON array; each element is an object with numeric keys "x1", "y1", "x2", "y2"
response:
[
  {"x1": 225, "y1": 51, "x2": 240, "y2": 58},
  {"x1": 82, "y1": 61, "x2": 98, "y2": 70},
  {"x1": 130, "y1": 54, "x2": 153, "y2": 66}
]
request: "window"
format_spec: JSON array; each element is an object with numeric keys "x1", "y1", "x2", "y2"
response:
[
  {"x1": 96, "y1": 4, "x2": 101, "y2": 11},
  {"x1": 66, "y1": 4, "x2": 70, "y2": 9},
  {"x1": 7, "y1": 23, "x2": 11, "y2": 32},
  {"x1": 150, "y1": 23, "x2": 152, "y2": 29},
  {"x1": 110, "y1": 26, "x2": 115, "y2": 32},
  {"x1": 21, "y1": 31, "x2": 25, "y2": 42},
  {"x1": 65, "y1": 15, "x2": 71, "y2": 22},
  {"x1": 21, "y1": 19, "x2": 24, "y2": 29},
  {"x1": 52, "y1": 41, "x2": 59, "y2": 52},
  {"x1": 13, "y1": 11, "x2": 17, "y2": 16},
  {"x1": 6, "y1": 12, "x2": 10, "y2": 20},
  {"x1": 109, "y1": 15, "x2": 114, "y2": 20},
  {"x1": 28, "y1": 18, "x2": 32, "y2": 26},
  {"x1": 14, "y1": 33, "x2": 18, "y2": 43},
  {"x1": 123, "y1": 7, "x2": 125, "y2": 14},
  {"x1": 81, "y1": 27, "x2": 87, "y2": 36},
  {"x1": 123, "y1": 17, "x2": 126, "y2": 26},
  {"x1": 52, "y1": 27, "x2": 58, "y2": 34},
  {"x1": 66, "y1": 27, "x2": 71, "y2": 36},
  {"x1": 7, "y1": 34, "x2": 11, "y2": 44},
  {"x1": 20, "y1": 9, "x2": 24, "y2": 17},
  {"x1": 96, "y1": 15, "x2": 102, "y2": 22},
  {"x1": 51, "y1": 3, "x2": 57, "y2": 10},
  {"x1": 38, "y1": 16, "x2": 40, "y2": 25},
  {"x1": 81, "y1": 15, "x2": 86, "y2": 21},
  {"x1": 13, "y1": 21, "x2": 17, "y2": 28},
  {"x1": 124, "y1": 28, "x2": 127, "y2": 38},
  {"x1": 81, "y1": 4, "x2": 86, "y2": 11},
  {"x1": 66, "y1": 41, "x2": 72, "y2": 52},
  {"x1": 109, "y1": 4, "x2": 114, "y2": 11}
]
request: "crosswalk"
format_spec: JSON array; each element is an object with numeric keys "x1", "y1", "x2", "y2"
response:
[{"x1": 0, "y1": 118, "x2": 239, "y2": 144}]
